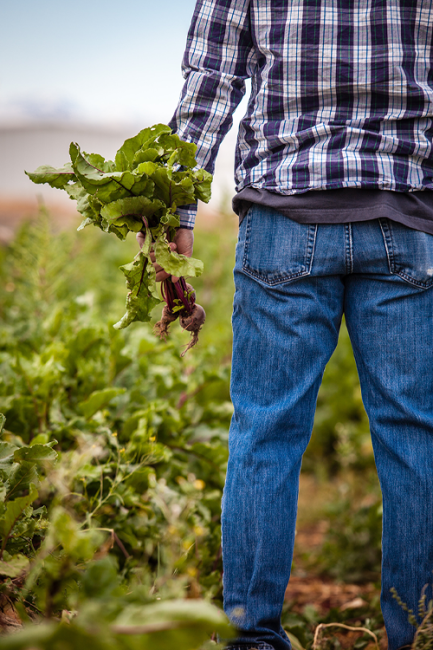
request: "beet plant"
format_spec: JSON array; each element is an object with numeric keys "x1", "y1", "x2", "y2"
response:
[{"x1": 26, "y1": 124, "x2": 211, "y2": 353}]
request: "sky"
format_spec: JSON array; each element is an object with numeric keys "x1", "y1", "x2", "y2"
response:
[
  {"x1": 0, "y1": 0, "x2": 248, "y2": 209},
  {"x1": 0, "y1": 0, "x2": 200, "y2": 125}
]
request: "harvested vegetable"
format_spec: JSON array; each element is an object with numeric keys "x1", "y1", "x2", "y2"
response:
[
  {"x1": 25, "y1": 124, "x2": 212, "y2": 353},
  {"x1": 155, "y1": 278, "x2": 205, "y2": 356}
]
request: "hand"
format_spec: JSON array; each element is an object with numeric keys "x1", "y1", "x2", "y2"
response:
[{"x1": 136, "y1": 226, "x2": 194, "y2": 283}]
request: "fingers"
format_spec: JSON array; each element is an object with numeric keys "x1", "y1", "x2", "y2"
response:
[
  {"x1": 136, "y1": 231, "x2": 145, "y2": 249},
  {"x1": 136, "y1": 226, "x2": 193, "y2": 284}
]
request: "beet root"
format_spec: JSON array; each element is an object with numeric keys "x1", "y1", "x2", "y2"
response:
[
  {"x1": 179, "y1": 303, "x2": 206, "y2": 357},
  {"x1": 154, "y1": 305, "x2": 179, "y2": 340}
]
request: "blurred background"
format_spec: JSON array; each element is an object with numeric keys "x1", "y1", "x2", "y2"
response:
[{"x1": 0, "y1": 0, "x2": 246, "y2": 240}]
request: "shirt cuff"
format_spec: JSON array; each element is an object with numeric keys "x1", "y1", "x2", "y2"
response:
[{"x1": 177, "y1": 204, "x2": 197, "y2": 230}]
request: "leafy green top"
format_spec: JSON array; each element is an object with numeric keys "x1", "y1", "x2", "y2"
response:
[{"x1": 26, "y1": 125, "x2": 212, "y2": 328}]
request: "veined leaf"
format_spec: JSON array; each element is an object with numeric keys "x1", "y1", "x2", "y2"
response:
[
  {"x1": 152, "y1": 168, "x2": 196, "y2": 208},
  {"x1": 13, "y1": 444, "x2": 58, "y2": 464},
  {"x1": 0, "y1": 484, "x2": 38, "y2": 542},
  {"x1": 114, "y1": 250, "x2": 160, "y2": 329},
  {"x1": 6, "y1": 462, "x2": 39, "y2": 501},
  {"x1": 81, "y1": 152, "x2": 116, "y2": 173},
  {"x1": 106, "y1": 216, "x2": 143, "y2": 234},
  {"x1": 192, "y1": 168, "x2": 213, "y2": 203},
  {"x1": 154, "y1": 235, "x2": 203, "y2": 279},
  {"x1": 78, "y1": 388, "x2": 126, "y2": 419},
  {"x1": 101, "y1": 196, "x2": 164, "y2": 224},
  {"x1": 0, "y1": 441, "x2": 15, "y2": 463},
  {"x1": 160, "y1": 210, "x2": 180, "y2": 227},
  {"x1": 158, "y1": 133, "x2": 198, "y2": 168},
  {"x1": 133, "y1": 146, "x2": 163, "y2": 166},
  {"x1": 135, "y1": 161, "x2": 158, "y2": 176},
  {"x1": 105, "y1": 221, "x2": 129, "y2": 240},
  {"x1": 25, "y1": 163, "x2": 75, "y2": 189},
  {"x1": 70, "y1": 143, "x2": 135, "y2": 202},
  {"x1": 115, "y1": 124, "x2": 171, "y2": 171}
]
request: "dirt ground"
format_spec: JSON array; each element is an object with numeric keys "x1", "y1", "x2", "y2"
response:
[{"x1": 286, "y1": 474, "x2": 387, "y2": 649}]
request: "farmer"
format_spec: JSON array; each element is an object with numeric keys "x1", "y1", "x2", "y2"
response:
[{"x1": 149, "y1": 2, "x2": 433, "y2": 649}]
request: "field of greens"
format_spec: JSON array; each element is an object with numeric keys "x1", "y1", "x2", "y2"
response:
[{"x1": 0, "y1": 210, "x2": 426, "y2": 649}]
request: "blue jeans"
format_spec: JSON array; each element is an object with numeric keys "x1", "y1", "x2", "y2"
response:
[{"x1": 222, "y1": 206, "x2": 433, "y2": 650}]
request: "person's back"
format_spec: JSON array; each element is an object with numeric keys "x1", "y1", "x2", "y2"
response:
[{"x1": 165, "y1": 3, "x2": 433, "y2": 649}]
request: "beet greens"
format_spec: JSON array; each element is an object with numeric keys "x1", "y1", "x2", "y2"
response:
[{"x1": 26, "y1": 124, "x2": 211, "y2": 352}]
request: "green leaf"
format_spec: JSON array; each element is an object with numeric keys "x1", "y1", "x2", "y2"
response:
[
  {"x1": 154, "y1": 235, "x2": 203, "y2": 278},
  {"x1": 158, "y1": 133, "x2": 198, "y2": 168},
  {"x1": 25, "y1": 163, "x2": 75, "y2": 189},
  {"x1": 0, "y1": 553, "x2": 29, "y2": 577},
  {"x1": 6, "y1": 462, "x2": 39, "y2": 501},
  {"x1": 0, "y1": 484, "x2": 38, "y2": 542},
  {"x1": 100, "y1": 196, "x2": 164, "y2": 224},
  {"x1": 114, "y1": 600, "x2": 233, "y2": 650},
  {"x1": 13, "y1": 444, "x2": 58, "y2": 464},
  {"x1": 0, "y1": 441, "x2": 15, "y2": 462},
  {"x1": 81, "y1": 152, "x2": 116, "y2": 173},
  {"x1": 152, "y1": 168, "x2": 196, "y2": 208},
  {"x1": 111, "y1": 599, "x2": 234, "y2": 650},
  {"x1": 0, "y1": 625, "x2": 55, "y2": 650},
  {"x1": 133, "y1": 147, "x2": 162, "y2": 166},
  {"x1": 115, "y1": 124, "x2": 171, "y2": 171},
  {"x1": 78, "y1": 388, "x2": 126, "y2": 419},
  {"x1": 0, "y1": 413, "x2": 6, "y2": 434},
  {"x1": 105, "y1": 215, "x2": 143, "y2": 234},
  {"x1": 81, "y1": 557, "x2": 121, "y2": 599},
  {"x1": 0, "y1": 441, "x2": 17, "y2": 479},
  {"x1": 114, "y1": 250, "x2": 161, "y2": 330},
  {"x1": 69, "y1": 143, "x2": 135, "y2": 202},
  {"x1": 135, "y1": 161, "x2": 158, "y2": 176},
  {"x1": 192, "y1": 168, "x2": 213, "y2": 203}
]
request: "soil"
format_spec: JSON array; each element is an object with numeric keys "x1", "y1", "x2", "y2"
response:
[{"x1": 285, "y1": 474, "x2": 387, "y2": 649}]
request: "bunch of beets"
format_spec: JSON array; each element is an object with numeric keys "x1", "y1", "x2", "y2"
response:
[{"x1": 26, "y1": 124, "x2": 212, "y2": 354}]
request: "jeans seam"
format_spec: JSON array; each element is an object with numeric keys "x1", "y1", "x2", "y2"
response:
[
  {"x1": 243, "y1": 207, "x2": 253, "y2": 271},
  {"x1": 305, "y1": 224, "x2": 318, "y2": 273},
  {"x1": 344, "y1": 223, "x2": 354, "y2": 274},
  {"x1": 379, "y1": 218, "x2": 395, "y2": 273}
]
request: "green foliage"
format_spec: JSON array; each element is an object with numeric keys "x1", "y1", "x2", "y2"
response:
[
  {"x1": 304, "y1": 323, "x2": 373, "y2": 476},
  {"x1": 26, "y1": 125, "x2": 212, "y2": 328},
  {"x1": 0, "y1": 213, "x2": 232, "y2": 648},
  {"x1": 315, "y1": 477, "x2": 383, "y2": 583}
]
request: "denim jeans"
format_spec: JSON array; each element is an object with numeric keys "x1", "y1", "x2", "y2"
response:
[{"x1": 222, "y1": 205, "x2": 433, "y2": 650}]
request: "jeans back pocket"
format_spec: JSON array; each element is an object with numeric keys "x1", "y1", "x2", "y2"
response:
[
  {"x1": 380, "y1": 219, "x2": 433, "y2": 289},
  {"x1": 241, "y1": 205, "x2": 317, "y2": 286}
]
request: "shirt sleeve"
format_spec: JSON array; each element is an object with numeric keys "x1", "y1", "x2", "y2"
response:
[{"x1": 169, "y1": 0, "x2": 255, "y2": 229}]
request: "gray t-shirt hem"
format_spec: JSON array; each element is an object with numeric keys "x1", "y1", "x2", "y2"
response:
[{"x1": 233, "y1": 187, "x2": 433, "y2": 235}]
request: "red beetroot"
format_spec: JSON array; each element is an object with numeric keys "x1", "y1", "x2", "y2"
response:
[
  {"x1": 156, "y1": 277, "x2": 205, "y2": 355},
  {"x1": 154, "y1": 305, "x2": 179, "y2": 340},
  {"x1": 179, "y1": 303, "x2": 206, "y2": 357}
]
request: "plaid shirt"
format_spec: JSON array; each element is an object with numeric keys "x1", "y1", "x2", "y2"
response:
[{"x1": 169, "y1": 0, "x2": 433, "y2": 229}]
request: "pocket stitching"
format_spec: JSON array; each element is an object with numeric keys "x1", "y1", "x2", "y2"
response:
[
  {"x1": 379, "y1": 218, "x2": 433, "y2": 289},
  {"x1": 242, "y1": 209, "x2": 317, "y2": 286}
]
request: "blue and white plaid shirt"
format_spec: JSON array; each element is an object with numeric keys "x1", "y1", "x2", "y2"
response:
[{"x1": 169, "y1": 0, "x2": 433, "y2": 229}]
